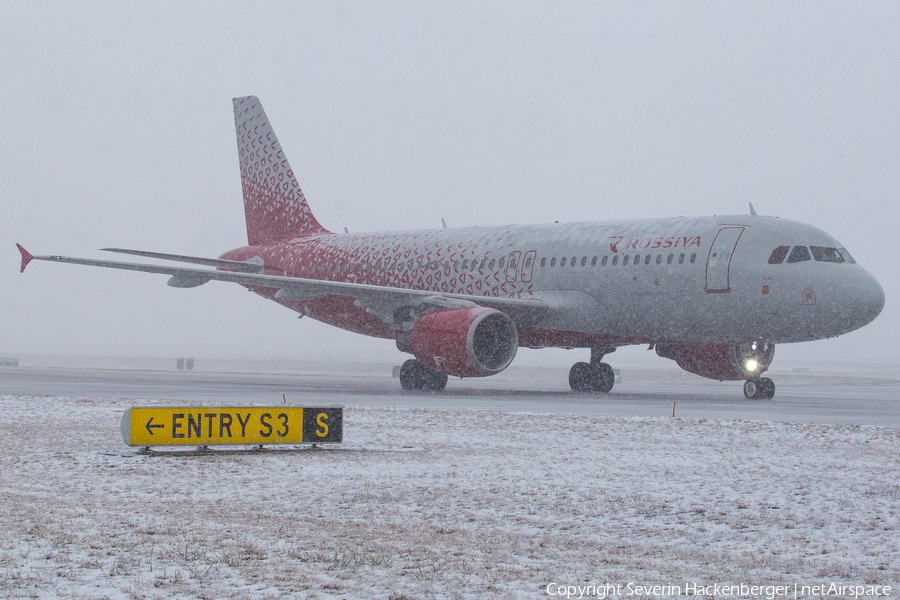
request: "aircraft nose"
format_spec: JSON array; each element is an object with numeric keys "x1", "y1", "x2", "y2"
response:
[
  {"x1": 843, "y1": 269, "x2": 885, "y2": 331},
  {"x1": 863, "y1": 271, "x2": 886, "y2": 323}
]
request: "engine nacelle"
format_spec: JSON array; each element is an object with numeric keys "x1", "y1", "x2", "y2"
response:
[
  {"x1": 407, "y1": 307, "x2": 518, "y2": 378},
  {"x1": 655, "y1": 342, "x2": 775, "y2": 381}
]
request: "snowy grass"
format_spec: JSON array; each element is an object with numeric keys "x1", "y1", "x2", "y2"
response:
[{"x1": 0, "y1": 395, "x2": 898, "y2": 598}]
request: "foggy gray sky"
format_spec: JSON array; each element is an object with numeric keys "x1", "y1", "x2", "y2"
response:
[{"x1": 2, "y1": 1, "x2": 898, "y2": 368}]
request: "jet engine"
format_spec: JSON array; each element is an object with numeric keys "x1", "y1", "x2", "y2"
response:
[
  {"x1": 406, "y1": 307, "x2": 518, "y2": 378},
  {"x1": 655, "y1": 342, "x2": 775, "y2": 381}
]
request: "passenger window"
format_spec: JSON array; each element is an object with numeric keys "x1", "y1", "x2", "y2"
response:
[
  {"x1": 786, "y1": 246, "x2": 811, "y2": 263},
  {"x1": 525, "y1": 256, "x2": 532, "y2": 268},
  {"x1": 768, "y1": 246, "x2": 789, "y2": 264},
  {"x1": 838, "y1": 248, "x2": 856, "y2": 264},
  {"x1": 655, "y1": 255, "x2": 661, "y2": 265},
  {"x1": 550, "y1": 257, "x2": 556, "y2": 267},
  {"x1": 612, "y1": 255, "x2": 619, "y2": 266},
  {"x1": 667, "y1": 254, "x2": 674, "y2": 265},
  {"x1": 689, "y1": 253, "x2": 696, "y2": 264},
  {"x1": 644, "y1": 255, "x2": 651, "y2": 265},
  {"x1": 540, "y1": 257, "x2": 546, "y2": 267},
  {"x1": 461, "y1": 259, "x2": 468, "y2": 269},
  {"x1": 601, "y1": 256, "x2": 608, "y2": 266},
  {"x1": 634, "y1": 254, "x2": 640, "y2": 265},
  {"x1": 581, "y1": 256, "x2": 587, "y2": 267},
  {"x1": 561, "y1": 257, "x2": 567, "y2": 267},
  {"x1": 810, "y1": 246, "x2": 845, "y2": 263},
  {"x1": 489, "y1": 259, "x2": 496, "y2": 269},
  {"x1": 623, "y1": 255, "x2": 630, "y2": 266},
  {"x1": 678, "y1": 253, "x2": 685, "y2": 264},
  {"x1": 570, "y1": 256, "x2": 576, "y2": 266},
  {"x1": 510, "y1": 257, "x2": 518, "y2": 268},
  {"x1": 398, "y1": 262, "x2": 405, "y2": 271},
  {"x1": 498, "y1": 258, "x2": 505, "y2": 269}
]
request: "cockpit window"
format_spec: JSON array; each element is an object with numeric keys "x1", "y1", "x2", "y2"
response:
[
  {"x1": 786, "y1": 246, "x2": 811, "y2": 263},
  {"x1": 838, "y1": 248, "x2": 856, "y2": 264},
  {"x1": 768, "y1": 246, "x2": 789, "y2": 264},
  {"x1": 810, "y1": 246, "x2": 845, "y2": 263}
]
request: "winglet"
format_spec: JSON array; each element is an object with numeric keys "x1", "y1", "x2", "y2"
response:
[{"x1": 16, "y1": 244, "x2": 33, "y2": 273}]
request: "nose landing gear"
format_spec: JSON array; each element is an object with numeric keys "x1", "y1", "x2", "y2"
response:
[{"x1": 744, "y1": 377, "x2": 775, "y2": 400}]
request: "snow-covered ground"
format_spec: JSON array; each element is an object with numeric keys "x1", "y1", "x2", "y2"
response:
[{"x1": 1, "y1": 394, "x2": 898, "y2": 598}]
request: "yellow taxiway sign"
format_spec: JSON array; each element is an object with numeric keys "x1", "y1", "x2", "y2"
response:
[{"x1": 121, "y1": 406, "x2": 342, "y2": 447}]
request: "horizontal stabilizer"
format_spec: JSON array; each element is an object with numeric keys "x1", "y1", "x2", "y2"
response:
[{"x1": 101, "y1": 248, "x2": 263, "y2": 273}]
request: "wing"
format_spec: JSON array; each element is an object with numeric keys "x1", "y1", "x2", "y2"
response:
[{"x1": 16, "y1": 245, "x2": 548, "y2": 330}]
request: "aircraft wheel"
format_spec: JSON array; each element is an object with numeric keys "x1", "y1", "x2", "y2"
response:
[
  {"x1": 422, "y1": 368, "x2": 448, "y2": 391},
  {"x1": 569, "y1": 362, "x2": 614, "y2": 393},
  {"x1": 569, "y1": 362, "x2": 595, "y2": 392},
  {"x1": 594, "y1": 362, "x2": 615, "y2": 393},
  {"x1": 743, "y1": 379, "x2": 758, "y2": 399},
  {"x1": 400, "y1": 359, "x2": 447, "y2": 391},
  {"x1": 400, "y1": 359, "x2": 425, "y2": 390},
  {"x1": 744, "y1": 377, "x2": 775, "y2": 400}
]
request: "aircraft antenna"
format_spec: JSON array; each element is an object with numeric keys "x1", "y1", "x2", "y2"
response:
[{"x1": 749, "y1": 202, "x2": 757, "y2": 216}]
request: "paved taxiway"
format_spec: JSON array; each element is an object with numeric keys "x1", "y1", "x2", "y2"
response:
[{"x1": 1, "y1": 364, "x2": 898, "y2": 426}]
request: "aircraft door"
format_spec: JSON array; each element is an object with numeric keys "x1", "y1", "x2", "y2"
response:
[
  {"x1": 520, "y1": 250, "x2": 536, "y2": 283},
  {"x1": 706, "y1": 227, "x2": 744, "y2": 292},
  {"x1": 505, "y1": 251, "x2": 521, "y2": 283}
]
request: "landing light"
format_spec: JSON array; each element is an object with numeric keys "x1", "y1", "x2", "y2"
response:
[{"x1": 746, "y1": 359, "x2": 759, "y2": 372}]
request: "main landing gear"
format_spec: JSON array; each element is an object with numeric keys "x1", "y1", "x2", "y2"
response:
[
  {"x1": 744, "y1": 377, "x2": 775, "y2": 400},
  {"x1": 399, "y1": 359, "x2": 448, "y2": 391},
  {"x1": 569, "y1": 347, "x2": 616, "y2": 393}
]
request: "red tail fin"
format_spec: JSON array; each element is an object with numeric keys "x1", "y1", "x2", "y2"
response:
[{"x1": 233, "y1": 96, "x2": 330, "y2": 246}]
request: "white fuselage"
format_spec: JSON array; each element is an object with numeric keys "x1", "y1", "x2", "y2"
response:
[{"x1": 247, "y1": 213, "x2": 883, "y2": 348}]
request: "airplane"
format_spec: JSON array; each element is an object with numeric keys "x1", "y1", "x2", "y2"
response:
[{"x1": 17, "y1": 96, "x2": 885, "y2": 399}]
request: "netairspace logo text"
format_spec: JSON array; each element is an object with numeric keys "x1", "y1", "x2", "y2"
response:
[{"x1": 545, "y1": 582, "x2": 893, "y2": 600}]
